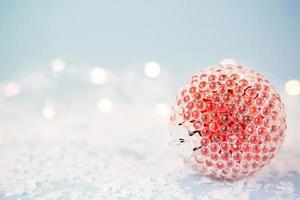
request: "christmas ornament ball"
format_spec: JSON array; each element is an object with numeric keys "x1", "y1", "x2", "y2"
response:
[{"x1": 169, "y1": 62, "x2": 287, "y2": 179}]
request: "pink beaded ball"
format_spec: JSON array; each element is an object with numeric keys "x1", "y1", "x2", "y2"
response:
[{"x1": 169, "y1": 62, "x2": 287, "y2": 179}]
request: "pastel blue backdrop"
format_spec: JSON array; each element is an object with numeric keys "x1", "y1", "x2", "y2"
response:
[{"x1": 0, "y1": 0, "x2": 299, "y2": 82}]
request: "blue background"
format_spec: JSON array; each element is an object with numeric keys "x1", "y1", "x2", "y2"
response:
[{"x1": 0, "y1": 0, "x2": 299, "y2": 82}]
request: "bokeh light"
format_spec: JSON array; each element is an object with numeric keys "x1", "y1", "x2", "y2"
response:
[
  {"x1": 90, "y1": 67, "x2": 108, "y2": 85},
  {"x1": 144, "y1": 62, "x2": 161, "y2": 78},
  {"x1": 155, "y1": 103, "x2": 170, "y2": 116},
  {"x1": 43, "y1": 106, "x2": 56, "y2": 119},
  {"x1": 285, "y1": 80, "x2": 300, "y2": 96},
  {"x1": 2, "y1": 81, "x2": 22, "y2": 97},
  {"x1": 42, "y1": 99, "x2": 56, "y2": 119},
  {"x1": 51, "y1": 58, "x2": 66, "y2": 72},
  {"x1": 220, "y1": 58, "x2": 237, "y2": 66},
  {"x1": 98, "y1": 98, "x2": 112, "y2": 112}
]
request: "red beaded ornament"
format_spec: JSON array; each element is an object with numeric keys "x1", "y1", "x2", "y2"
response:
[{"x1": 169, "y1": 63, "x2": 287, "y2": 179}]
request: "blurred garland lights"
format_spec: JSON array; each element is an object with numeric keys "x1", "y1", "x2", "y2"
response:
[
  {"x1": 43, "y1": 106, "x2": 56, "y2": 119},
  {"x1": 42, "y1": 99, "x2": 56, "y2": 120},
  {"x1": 98, "y1": 98, "x2": 113, "y2": 113},
  {"x1": 285, "y1": 80, "x2": 300, "y2": 96},
  {"x1": 51, "y1": 58, "x2": 66, "y2": 73},
  {"x1": 144, "y1": 62, "x2": 161, "y2": 78},
  {"x1": 90, "y1": 67, "x2": 108, "y2": 85},
  {"x1": 1, "y1": 58, "x2": 298, "y2": 120},
  {"x1": 155, "y1": 103, "x2": 170, "y2": 116},
  {"x1": 2, "y1": 81, "x2": 22, "y2": 97}
]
